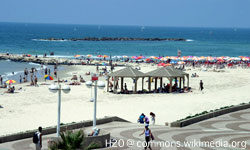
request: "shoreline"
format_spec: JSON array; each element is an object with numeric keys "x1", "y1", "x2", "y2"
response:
[
  {"x1": 1, "y1": 55, "x2": 250, "y2": 136},
  {"x1": 1, "y1": 53, "x2": 249, "y2": 66}
]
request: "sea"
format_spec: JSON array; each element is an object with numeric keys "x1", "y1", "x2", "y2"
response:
[{"x1": 0, "y1": 22, "x2": 250, "y2": 81}]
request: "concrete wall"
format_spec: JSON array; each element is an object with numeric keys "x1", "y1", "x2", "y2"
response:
[
  {"x1": 84, "y1": 130, "x2": 110, "y2": 148},
  {"x1": 170, "y1": 103, "x2": 250, "y2": 127},
  {"x1": 0, "y1": 116, "x2": 129, "y2": 144}
]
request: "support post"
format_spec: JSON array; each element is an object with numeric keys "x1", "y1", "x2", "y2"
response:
[
  {"x1": 155, "y1": 78, "x2": 158, "y2": 91},
  {"x1": 169, "y1": 78, "x2": 172, "y2": 93},
  {"x1": 134, "y1": 78, "x2": 138, "y2": 94},
  {"x1": 148, "y1": 77, "x2": 151, "y2": 92},
  {"x1": 179, "y1": 77, "x2": 182, "y2": 89},
  {"x1": 113, "y1": 77, "x2": 116, "y2": 93},
  {"x1": 93, "y1": 81, "x2": 97, "y2": 128},
  {"x1": 121, "y1": 77, "x2": 124, "y2": 92},
  {"x1": 57, "y1": 84, "x2": 61, "y2": 137},
  {"x1": 142, "y1": 77, "x2": 144, "y2": 91},
  {"x1": 107, "y1": 76, "x2": 110, "y2": 92},
  {"x1": 183, "y1": 76, "x2": 185, "y2": 88},
  {"x1": 160, "y1": 77, "x2": 163, "y2": 90}
]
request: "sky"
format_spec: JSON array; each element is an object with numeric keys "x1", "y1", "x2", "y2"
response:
[{"x1": 1, "y1": 0, "x2": 250, "y2": 28}]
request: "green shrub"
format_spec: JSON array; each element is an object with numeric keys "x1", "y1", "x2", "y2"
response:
[
  {"x1": 85, "y1": 141, "x2": 102, "y2": 150},
  {"x1": 49, "y1": 130, "x2": 85, "y2": 150}
]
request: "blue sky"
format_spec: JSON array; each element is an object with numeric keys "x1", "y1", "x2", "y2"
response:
[{"x1": 1, "y1": 0, "x2": 250, "y2": 28}]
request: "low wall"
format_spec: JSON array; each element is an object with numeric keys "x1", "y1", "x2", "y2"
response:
[
  {"x1": 84, "y1": 130, "x2": 110, "y2": 148},
  {"x1": 170, "y1": 103, "x2": 250, "y2": 127},
  {"x1": 0, "y1": 116, "x2": 129, "y2": 144}
]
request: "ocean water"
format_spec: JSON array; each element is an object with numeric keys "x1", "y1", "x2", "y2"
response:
[
  {"x1": 0, "y1": 22, "x2": 250, "y2": 57},
  {"x1": 0, "y1": 60, "x2": 42, "y2": 81},
  {"x1": 0, "y1": 22, "x2": 250, "y2": 79}
]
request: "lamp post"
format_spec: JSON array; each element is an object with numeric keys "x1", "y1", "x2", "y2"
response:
[
  {"x1": 49, "y1": 84, "x2": 71, "y2": 137},
  {"x1": 86, "y1": 76, "x2": 105, "y2": 129}
]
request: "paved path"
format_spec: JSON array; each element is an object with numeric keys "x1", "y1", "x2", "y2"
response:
[{"x1": 1, "y1": 108, "x2": 250, "y2": 150}]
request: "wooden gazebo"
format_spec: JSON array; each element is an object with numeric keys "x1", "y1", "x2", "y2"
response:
[
  {"x1": 146, "y1": 66, "x2": 189, "y2": 93},
  {"x1": 107, "y1": 67, "x2": 146, "y2": 94}
]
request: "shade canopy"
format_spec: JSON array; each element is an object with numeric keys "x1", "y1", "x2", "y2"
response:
[
  {"x1": 146, "y1": 66, "x2": 185, "y2": 78},
  {"x1": 108, "y1": 67, "x2": 146, "y2": 77},
  {"x1": 166, "y1": 66, "x2": 189, "y2": 76},
  {"x1": 6, "y1": 80, "x2": 16, "y2": 84}
]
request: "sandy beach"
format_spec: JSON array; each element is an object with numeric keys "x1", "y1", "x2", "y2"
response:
[{"x1": 0, "y1": 63, "x2": 250, "y2": 136}]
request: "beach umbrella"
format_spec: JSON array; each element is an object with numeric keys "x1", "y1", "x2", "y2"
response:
[
  {"x1": 157, "y1": 63, "x2": 165, "y2": 66},
  {"x1": 145, "y1": 58, "x2": 152, "y2": 62},
  {"x1": 150, "y1": 56, "x2": 159, "y2": 59},
  {"x1": 160, "y1": 57, "x2": 168, "y2": 61},
  {"x1": 97, "y1": 55, "x2": 102, "y2": 57},
  {"x1": 74, "y1": 55, "x2": 81, "y2": 58},
  {"x1": 178, "y1": 61, "x2": 186, "y2": 65},
  {"x1": 102, "y1": 62, "x2": 107, "y2": 66},
  {"x1": 163, "y1": 63, "x2": 172, "y2": 66},
  {"x1": 27, "y1": 54, "x2": 31, "y2": 57},
  {"x1": 137, "y1": 56, "x2": 145, "y2": 59},
  {"x1": 6, "y1": 80, "x2": 16, "y2": 84},
  {"x1": 44, "y1": 75, "x2": 54, "y2": 80},
  {"x1": 131, "y1": 56, "x2": 137, "y2": 59},
  {"x1": 170, "y1": 60, "x2": 177, "y2": 64},
  {"x1": 87, "y1": 54, "x2": 92, "y2": 57},
  {"x1": 136, "y1": 56, "x2": 145, "y2": 60},
  {"x1": 103, "y1": 55, "x2": 109, "y2": 58},
  {"x1": 123, "y1": 55, "x2": 128, "y2": 58}
]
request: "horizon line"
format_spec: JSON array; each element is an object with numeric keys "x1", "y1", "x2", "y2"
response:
[{"x1": 0, "y1": 21, "x2": 250, "y2": 29}]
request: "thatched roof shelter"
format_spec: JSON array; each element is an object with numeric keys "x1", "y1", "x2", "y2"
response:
[
  {"x1": 145, "y1": 66, "x2": 189, "y2": 93},
  {"x1": 108, "y1": 67, "x2": 146, "y2": 77},
  {"x1": 106, "y1": 66, "x2": 189, "y2": 94},
  {"x1": 146, "y1": 66, "x2": 184, "y2": 77},
  {"x1": 107, "y1": 67, "x2": 146, "y2": 93}
]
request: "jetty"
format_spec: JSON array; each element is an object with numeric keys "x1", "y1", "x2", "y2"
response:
[
  {"x1": 0, "y1": 53, "x2": 110, "y2": 65},
  {"x1": 35, "y1": 37, "x2": 187, "y2": 42}
]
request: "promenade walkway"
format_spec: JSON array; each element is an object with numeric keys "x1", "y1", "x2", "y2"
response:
[{"x1": 1, "y1": 108, "x2": 250, "y2": 150}]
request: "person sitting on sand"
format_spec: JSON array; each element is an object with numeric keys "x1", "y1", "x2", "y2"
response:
[
  {"x1": 0, "y1": 83, "x2": 7, "y2": 88},
  {"x1": 85, "y1": 72, "x2": 90, "y2": 75},
  {"x1": 5, "y1": 86, "x2": 15, "y2": 93},
  {"x1": 69, "y1": 81, "x2": 81, "y2": 85},
  {"x1": 34, "y1": 76, "x2": 38, "y2": 87},
  {"x1": 79, "y1": 76, "x2": 85, "y2": 83},
  {"x1": 191, "y1": 73, "x2": 199, "y2": 78},
  {"x1": 172, "y1": 83, "x2": 177, "y2": 92},
  {"x1": 71, "y1": 75, "x2": 77, "y2": 80},
  {"x1": 30, "y1": 80, "x2": 35, "y2": 86}
]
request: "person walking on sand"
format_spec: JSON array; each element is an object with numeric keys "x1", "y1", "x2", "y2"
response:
[
  {"x1": 0, "y1": 75, "x2": 2, "y2": 85},
  {"x1": 33, "y1": 126, "x2": 42, "y2": 150},
  {"x1": 199, "y1": 80, "x2": 204, "y2": 92},
  {"x1": 140, "y1": 125, "x2": 153, "y2": 150},
  {"x1": 34, "y1": 76, "x2": 38, "y2": 87},
  {"x1": 19, "y1": 75, "x2": 22, "y2": 84}
]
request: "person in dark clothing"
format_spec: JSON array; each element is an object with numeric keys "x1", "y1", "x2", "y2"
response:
[
  {"x1": 199, "y1": 80, "x2": 204, "y2": 91},
  {"x1": 0, "y1": 75, "x2": 2, "y2": 85}
]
